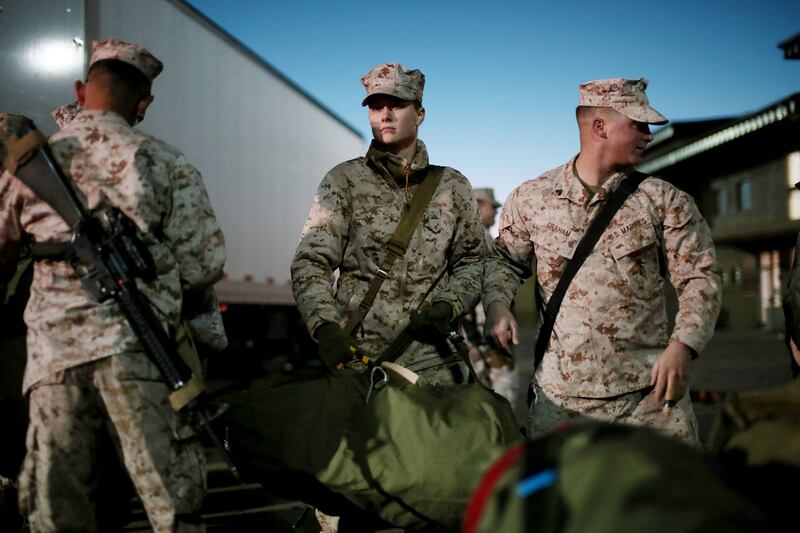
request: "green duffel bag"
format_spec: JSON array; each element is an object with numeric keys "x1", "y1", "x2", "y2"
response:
[
  {"x1": 464, "y1": 423, "x2": 766, "y2": 533},
  {"x1": 707, "y1": 377, "x2": 800, "y2": 531},
  {"x1": 222, "y1": 366, "x2": 520, "y2": 531},
  {"x1": 708, "y1": 377, "x2": 800, "y2": 469}
]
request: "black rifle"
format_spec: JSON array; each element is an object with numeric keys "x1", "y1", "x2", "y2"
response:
[{"x1": 3, "y1": 121, "x2": 240, "y2": 481}]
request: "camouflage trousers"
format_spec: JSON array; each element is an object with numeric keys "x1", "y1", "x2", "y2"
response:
[
  {"x1": 18, "y1": 353, "x2": 206, "y2": 532},
  {"x1": 527, "y1": 384, "x2": 700, "y2": 447}
]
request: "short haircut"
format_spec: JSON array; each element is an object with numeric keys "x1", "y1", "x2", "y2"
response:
[
  {"x1": 576, "y1": 105, "x2": 596, "y2": 120},
  {"x1": 87, "y1": 59, "x2": 151, "y2": 97}
]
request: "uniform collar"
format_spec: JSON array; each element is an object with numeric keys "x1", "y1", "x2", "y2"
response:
[
  {"x1": 555, "y1": 155, "x2": 593, "y2": 205},
  {"x1": 555, "y1": 154, "x2": 633, "y2": 206},
  {"x1": 69, "y1": 109, "x2": 132, "y2": 128},
  {"x1": 366, "y1": 139, "x2": 429, "y2": 184},
  {"x1": 596, "y1": 170, "x2": 630, "y2": 203}
]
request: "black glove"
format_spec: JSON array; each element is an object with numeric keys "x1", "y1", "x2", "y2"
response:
[
  {"x1": 408, "y1": 301, "x2": 453, "y2": 343},
  {"x1": 315, "y1": 323, "x2": 353, "y2": 372}
]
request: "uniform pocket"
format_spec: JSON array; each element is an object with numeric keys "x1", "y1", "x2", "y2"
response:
[
  {"x1": 605, "y1": 223, "x2": 660, "y2": 295},
  {"x1": 412, "y1": 209, "x2": 457, "y2": 277},
  {"x1": 419, "y1": 209, "x2": 456, "y2": 244},
  {"x1": 608, "y1": 224, "x2": 656, "y2": 260},
  {"x1": 533, "y1": 232, "x2": 577, "y2": 289},
  {"x1": 536, "y1": 231, "x2": 577, "y2": 259}
]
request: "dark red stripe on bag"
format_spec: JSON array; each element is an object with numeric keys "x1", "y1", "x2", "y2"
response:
[{"x1": 463, "y1": 442, "x2": 524, "y2": 533}]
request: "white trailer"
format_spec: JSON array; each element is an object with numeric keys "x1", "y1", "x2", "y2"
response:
[
  {"x1": 0, "y1": 0, "x2": 364, "y2": 306},
  {"x1": 1, "y1": 0, "x2": 365, "y2": 366}
]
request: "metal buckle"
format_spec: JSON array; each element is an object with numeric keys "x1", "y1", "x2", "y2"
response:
[
  {"x1": 385, "y1": 241, "x2": 406, "y2": 258},
  {"x1": 375, "y1": 267, "x2": 389, "y2": 279}
]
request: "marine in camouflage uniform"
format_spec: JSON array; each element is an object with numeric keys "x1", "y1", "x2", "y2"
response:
[
  {"x1": 0, "y1": 113, "x2": 31, "y2": 533},
  {"x1": 462, "y1": 187, "x2": 517, "y2": 405},
  {"x1": 484, "y1": 79, "x2": 721, "y2": 446},
  {"x1": 0, "y1": 39, "x2": 225, "y2": 532},
  {"x1": 50, "y1": 97, "x2": 227, "y2": 353},
  {"x1": 294, "y1": 62, "x2": 483, "y2": 533},
  {"x1": 292, "y1": 63, "x2": 484, "y2": 386}
]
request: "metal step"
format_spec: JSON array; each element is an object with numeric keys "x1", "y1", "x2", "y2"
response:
[{"x1": 122, "y1": 450, "x2": 316, "y2": 532}]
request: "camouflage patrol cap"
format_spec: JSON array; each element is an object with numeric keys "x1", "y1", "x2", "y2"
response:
[
  {"x1": 90, "y1": 38, "x2": 163, "y2": 83},
  {"x1": 472, "y1": 188, "x2": 501, "y2": 208},
  {"x1": 0, "y1": 113, "x2": 28, "y2": 140},
  {"x1": 51, "y1": 100, "x2": 83, "y2": 129},
  {"x1": 361, "y1": 63, "x2": 425, "y2": 106},
  {"x1": 579, "y1": 78, "x2": 667, "y2": 125}
]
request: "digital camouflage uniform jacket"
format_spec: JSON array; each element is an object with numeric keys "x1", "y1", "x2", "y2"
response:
[
  {"x1": 484, "y1": 156, "x2": 721, "y2": 398},
  {"x1": 291, "y1": 140, "x2": 484, "y2": 370},
  {"x1": 0, "y1": 110, "x2": 226, "y2": 392}
]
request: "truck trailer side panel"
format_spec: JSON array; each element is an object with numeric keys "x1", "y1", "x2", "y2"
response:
[
  {"x1": 0, "y1": 0, "x2": 85, "y2": 132},
  {"x1": 87, "y1": 0, "x2": 365, "y2": 303}
]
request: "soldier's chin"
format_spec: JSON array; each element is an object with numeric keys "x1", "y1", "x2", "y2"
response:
[
  {"x1": 629, "y1": 152, "x2": 645, "y2": 165},
  {"x1": 377, "y1": 133, "x2": 398, "y2": 145}
]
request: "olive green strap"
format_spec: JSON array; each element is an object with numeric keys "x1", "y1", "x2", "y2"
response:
[{"x1": 344, "y1": 166, "x2": 445, "y2": 337}]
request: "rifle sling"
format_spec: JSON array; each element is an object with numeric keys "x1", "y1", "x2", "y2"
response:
[
  {"x1": 344, "y1": 165, "x2": 445, "y2": 337},
  {"x1": 29, "y1": 242, "x2": 74, "y2": 260},
  {"x1": 533, "y1": 171, "x2": 648, "y2": 371}
]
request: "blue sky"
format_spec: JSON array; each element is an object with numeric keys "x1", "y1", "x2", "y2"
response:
[{"x1": 188, "y1": 0, "x2": 799, "y2": 203}]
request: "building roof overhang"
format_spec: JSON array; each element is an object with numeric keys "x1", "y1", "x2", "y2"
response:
[
  {"x1": 639, "y1": 93, "x2": 800, "y2": 175},
  {"x1": 712, "y1": 219, "x2": 800, "y2": 249},
  {"x1": 778, "y1": 33, "x2": 800, "y2": 60},
  {"x1": 711, "y1": 220, "x2": 800, "y2": 251}
]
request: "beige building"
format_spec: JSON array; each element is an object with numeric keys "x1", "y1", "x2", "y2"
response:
[{"x1": 640, "y1": 93, "x2": 800, "y2": 330}]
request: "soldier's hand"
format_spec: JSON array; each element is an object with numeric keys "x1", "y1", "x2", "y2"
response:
[
  {"x1": 485, "y1": 301, "x2": 518, "y2": 353},
  {"x1": 315, "y1": 323, "x2": 353, "y2": 373},
  {"x1": 408, "y1": 301, "x2": 452, "y2": 343},
  {"x1": 650, "y1": 340, "x2": 691, "y2": 404},
  {"x1": 790, "y1": 338, "x2": 800, "y2": 367},
  {"x1": 484, "y1": 346, "x2": 514, "y2": 369}
]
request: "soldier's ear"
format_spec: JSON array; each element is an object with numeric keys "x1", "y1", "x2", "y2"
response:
[
  {"x1": 136, "y1": 95, "x2": 155, "y2": 124},
  {"x1": 592, "y1": 117, "x2": 608, "y2": 140},
  {"x1": 75, "y1": 80, "x2": 86, "y2": 105},
  {"x1": 416, "y1": 106, "x2": 425, "y2": 127}
]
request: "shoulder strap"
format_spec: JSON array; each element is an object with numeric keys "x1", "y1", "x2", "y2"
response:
[
  {"x1": 533, "y1": 172, "x2": 648, "y2": 370},
  {"x1": 344, "y1": 165, "x2": 445, "y2": 336},
  {"x1": 372, "y1": 258, "x2": 450, "y2": 364}
]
